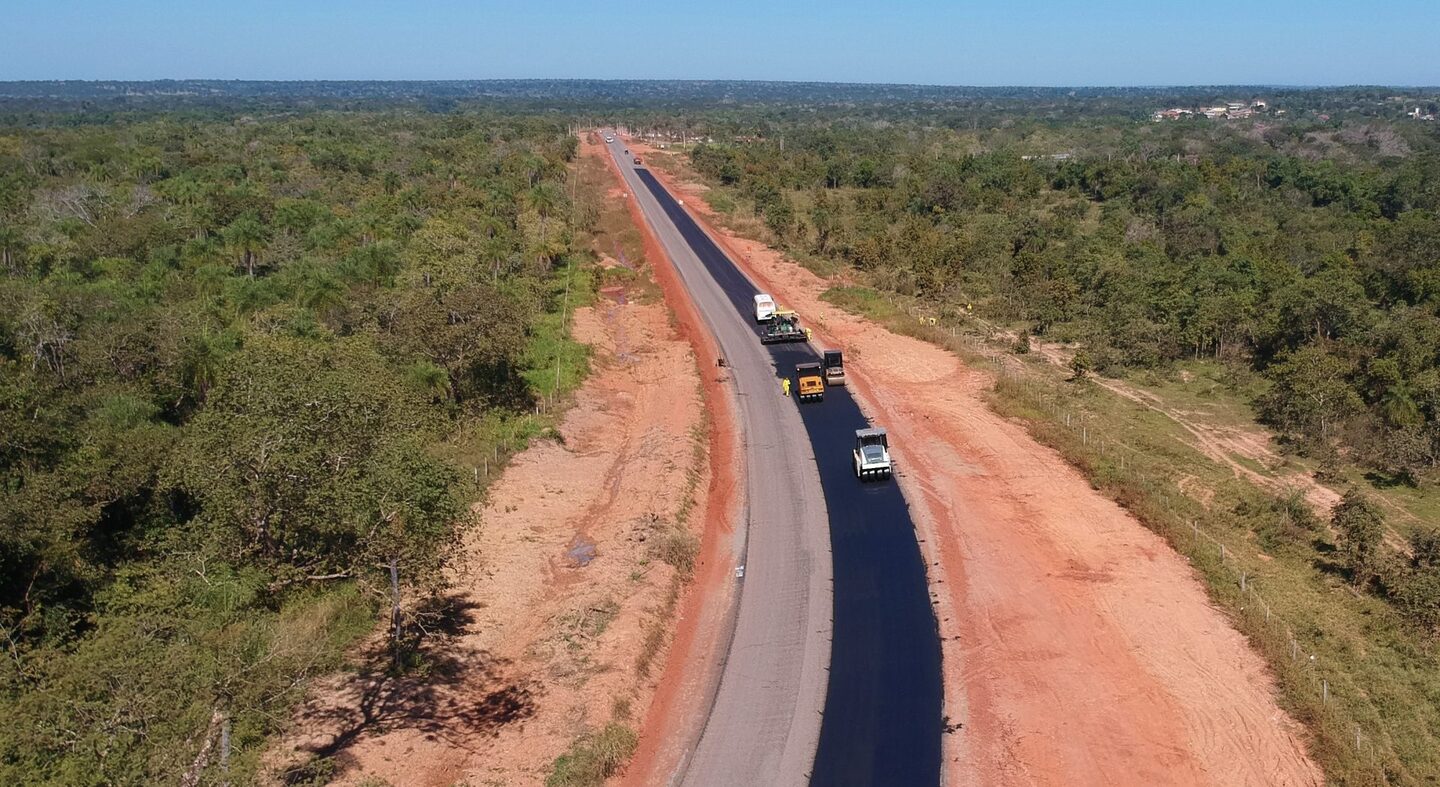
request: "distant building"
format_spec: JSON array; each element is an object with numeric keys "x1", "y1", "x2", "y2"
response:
[
  {"x1": 1151, "y1": 107, "x2": 1194, "y2": 121},
  {"x1": 1151, "y1": 102, "x2": 1265, "y2": 122}
]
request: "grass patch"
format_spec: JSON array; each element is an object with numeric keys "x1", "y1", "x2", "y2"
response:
[
  {"x1": 546, "y1": 723, "x2": 639, "y2": 787},
  {"x1": 820, "y1": 285, "x2": 904, "y2": 323},
  {"x1": 578, "y1": 149, "x2": 651, "y2": 278},
  {"x1": 650, "y1": 527, "x2": 699, "y2": 578},
  {"x1": 521, "y1": 257, "x2": 596, "y2": 406},
  {"x1": 707, "y1": 190, "x2": 736, "y2": 214},
  {"x1": 634, "y1": 581, "x2": 682, "y2": 681},
  {"x1": 1229, "y1": 451, "x2": 1273, "y2": 477}
]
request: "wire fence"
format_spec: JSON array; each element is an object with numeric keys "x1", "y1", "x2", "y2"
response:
[{"x1": 878, "y1": 300, "x2": 1390, "y2": 776}]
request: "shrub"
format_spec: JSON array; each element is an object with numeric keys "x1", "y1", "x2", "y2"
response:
[{"x1": 1332, "y1": 489, "x2": 1385, "y2": 587}]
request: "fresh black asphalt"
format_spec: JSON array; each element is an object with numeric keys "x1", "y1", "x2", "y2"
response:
[{"x1": 636, "y1": 169, "x2": 944, "y2": 786}]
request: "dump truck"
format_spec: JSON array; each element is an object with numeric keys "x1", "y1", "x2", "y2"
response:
[
  {"x1": 795, "y1": 362, "x2": 824, "y2": 402},
  {"x1": 760, "y1": 312, "x2": 811, "y2": 344},
  {"x1": 823, "y1": 349, "x2": 845, "y2": 386},
  {"x1": 853, "y1": 427, "x2": 892, "y2": 480}
]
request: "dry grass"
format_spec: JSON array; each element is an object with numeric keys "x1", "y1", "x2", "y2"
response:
[{"x1": 545, "y1": 723, "x2": 639, "y2": 787}]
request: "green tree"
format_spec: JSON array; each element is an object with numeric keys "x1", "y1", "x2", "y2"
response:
[
  {"x1": 222, "y1": 212, "x2": 270, "y2": 277},
  {"x1": 1258, "y1": 344, "x2": 1363, "y2": 448},
  {"x1": 1332, "y1": 489, "x2": 1386, "y2": 587},
  {"x1": 168, "y1": 336, "x2": 461, "y2": 585}
]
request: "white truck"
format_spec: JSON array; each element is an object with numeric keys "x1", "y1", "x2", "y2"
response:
[
  {"x1": 853, "y1": 428, "x2": 893, "y2": 480},
  {"x1": 754, "y1": 293, "x2": 777, "y2": 323}
]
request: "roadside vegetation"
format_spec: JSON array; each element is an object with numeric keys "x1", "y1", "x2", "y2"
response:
[
  {"x1": 661, "y1": 102, "x2": 1440, "y2": 782},
  {"x1": 0, "y1": 108, "x2": 593, "y2": 783}
]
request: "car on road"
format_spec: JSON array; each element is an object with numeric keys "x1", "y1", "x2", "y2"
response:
[
  {"x1": 754, "y1": 293, "x2": 776, "y2": 322},
  {"x1": 633, "y1": 156, "x2": 642, "y2": 165},
  {"x1": 853, "y1": 427, "x2": 892, "y2": 479}
]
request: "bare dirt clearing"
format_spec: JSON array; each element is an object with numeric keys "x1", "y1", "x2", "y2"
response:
[{"x1": 630, "y1": 141, "x2": 1323, "y2": 786}]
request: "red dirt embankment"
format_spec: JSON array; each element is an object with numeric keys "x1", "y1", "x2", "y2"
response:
[
  {"x1": 594, "y1": 138, "x2": 746, "y2": 787},
  {"x1": 630, "y1": 142, "x2": 1323, "y2": 787}
]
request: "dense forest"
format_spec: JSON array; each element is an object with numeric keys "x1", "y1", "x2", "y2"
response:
[
  {"x1": 5, "y1": 80, "x2": 1436, "y2": 125},
  {"x1": 0, "y1": 108, "x2": 585, "y2": 782}
]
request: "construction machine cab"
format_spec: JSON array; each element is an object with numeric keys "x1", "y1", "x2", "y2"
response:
[
  {"x1": 823, "y1": 349, "x2": 845, "y2": 385},
  {"x1": 853, "y1": 427, "x2": 892, "y2": 479},
  {"x1": 856, "y1": 427, "x2": 888, "y2": 452}
]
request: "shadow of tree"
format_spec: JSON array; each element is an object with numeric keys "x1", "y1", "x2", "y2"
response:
[{"x1": 282, "y1": 593, "x2": 538, "y2": 783}]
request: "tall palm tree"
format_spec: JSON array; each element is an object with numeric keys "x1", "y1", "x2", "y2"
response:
[
  {"x1": 298, "y1": 273, "x2": 346, "y2": 316},
  {"x1": 527, "y1": 182, "x2": 563, "y2": 245},
  {"x1": 165, "y1": 176, "x2": 211, "y2": 240},
  {"x1": 223, "y1": 214, "x2": 270, "y2": 277}
]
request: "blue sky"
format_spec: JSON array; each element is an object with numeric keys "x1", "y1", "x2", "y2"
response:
[{"x1": 3, "y1": 0, "x2": 1438, "y2": 85}]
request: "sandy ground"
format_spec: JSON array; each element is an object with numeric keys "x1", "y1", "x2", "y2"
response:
[
  {"x1": 271, "y1": 144, "x2": 719, "y2": 786},
  {"x1": 627, "y1": 141, "x2": 1324, "y2": 786}
]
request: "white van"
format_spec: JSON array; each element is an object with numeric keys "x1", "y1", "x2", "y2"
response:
[{"x1": 754, "y1": 293, "x2": 776, "y2": 323}]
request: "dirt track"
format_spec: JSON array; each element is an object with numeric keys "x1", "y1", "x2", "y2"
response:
[{"x1": 631, "y1": 143, "x2": 1324, "y2": 786}]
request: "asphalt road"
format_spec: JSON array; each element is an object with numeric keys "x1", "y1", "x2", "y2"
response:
[{"x1": 603, "y1": 137, "x2": 942, "y2": 786}]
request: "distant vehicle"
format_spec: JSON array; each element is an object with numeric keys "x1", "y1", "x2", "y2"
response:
[
  {"x1": 823, "y1": 349, "x2": 845, "y2": 385},
  {"x1": 853, "y1": 427, "x2": 892, "y2": 480},
  {"x1": 633, "y1": 156, "x2": 642, "y2": 165},
  {"x1": 796, "y1": 363, "x2": 824, "y2": 402},
  {"x1": 760, "y1": 311, "x2": 811, "y2": 345},
  {"x1": 754, "y1": 293, "x2": 776, "y2": 322},
  {"x1": 624, "y1": 148, "x2": 629, "y2": 154}
]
